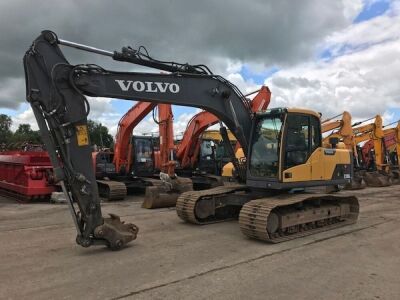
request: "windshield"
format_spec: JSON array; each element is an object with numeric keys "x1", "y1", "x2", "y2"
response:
[
  {"x1": 200, "y1": 140, "x2": 214, "y2": 158},
  {"x1": 134, "y1": 138, "x2": 153, "y2": 163},
  {"x1": 249, "y1": 115, "x2": 283, "y2": 177}
]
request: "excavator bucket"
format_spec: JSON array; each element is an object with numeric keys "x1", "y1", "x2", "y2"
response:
[
  {"x1": 389, "y1": 170, "x2": 400, "y2": 185},
  {"x1": 360, "y1": 171, "x2": 392, "y2": 187},
  {"x1": 344, "y1": 173, "x2": 366, "y2": 190},
  {"x1": 142, "y1": 177, "x2": 193, "y2": 209}
]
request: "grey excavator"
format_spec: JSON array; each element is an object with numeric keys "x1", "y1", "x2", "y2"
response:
[{"x1": 24, "y1": 31, "x2": 359, "y2": 250}]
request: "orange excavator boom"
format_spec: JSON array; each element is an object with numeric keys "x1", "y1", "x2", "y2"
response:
[{"x1": 156, "y1": 104, "x2": 176, "y2": 177}]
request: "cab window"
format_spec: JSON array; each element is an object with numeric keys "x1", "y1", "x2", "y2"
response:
[{"x1": 284, "y1": 114, "x2": 310, "y2": 169}]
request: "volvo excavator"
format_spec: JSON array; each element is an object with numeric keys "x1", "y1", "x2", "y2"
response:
[{"x1": 24, "y1": 31, "x2": 359, "y2": 250}]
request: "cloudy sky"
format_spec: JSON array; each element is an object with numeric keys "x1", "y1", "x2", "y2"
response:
[{"x1": 0, "y1": 0, "x2": 399, "y2": 137}]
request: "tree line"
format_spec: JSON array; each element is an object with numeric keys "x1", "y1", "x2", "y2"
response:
[{"x1": 0, "y1": 114, "x2": 114, "y2": 150}]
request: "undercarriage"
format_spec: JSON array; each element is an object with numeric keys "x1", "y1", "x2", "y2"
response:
[{"x1": 176, "y1": 186, "x2": 360, "y2": 242}]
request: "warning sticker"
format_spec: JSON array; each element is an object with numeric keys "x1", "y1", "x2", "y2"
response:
[{"x1": 76, "y1": 125, "x2": 89, "y2": 146}]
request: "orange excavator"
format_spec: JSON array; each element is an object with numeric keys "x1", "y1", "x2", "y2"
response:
[
  {"x1": 144, "y1": 86, "x2": 271, "y2": 208},
  {"x1": 114, "y1": 102, "x2": 156, "y2": 175},
  {"x1": 93, "y1": 102, "x2": 185, "y2": 200},
  {"x1": 177, "y1": 86, "x2": 271, "y2": 181}
]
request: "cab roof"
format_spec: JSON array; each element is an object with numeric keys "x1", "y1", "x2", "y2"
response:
[{"x1": 255, "y1": 107, "x2": 321, "y2": 119}]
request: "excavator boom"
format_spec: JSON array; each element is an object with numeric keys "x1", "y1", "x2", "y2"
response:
[
  {"x1": 24, "y1": 30, "x2": 359, "y2": 249},
  {"x1": 24, "y1": 30, "x2": 252, "y2": 249}
]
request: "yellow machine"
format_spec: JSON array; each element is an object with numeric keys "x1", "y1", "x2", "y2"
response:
[
  {"x1": 224, "y1": 110, "x2": 355, "y2": 180},
  {"x1": 201, "y1": 129, "x2": 236, "y2": 142},
  {"x1": 383, "y1": 122, "x2": 400, "y2": 164},
  {"x1": 353, "y1": 115, "x2": 387, "y2": 170},
  {"x1": 351, "y1": 115, "x2": 392, "y2": 186},
  {"x1": 322, "y1": 111, "x2": 354, "y2": 151},
  {"x1": 26, "y1": 31, "x2": 359, "y2": 249},
  {"x1": 321, "y1": 111, "x2": 365, "y2": 189},
  {"x1": 222, "y1": 147, "x2": 244, "y2": 178}
]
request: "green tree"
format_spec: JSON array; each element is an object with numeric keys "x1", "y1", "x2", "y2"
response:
[
  {"x1": 0, "y1": 114, "x2": 12, "y2": 144},
  {"x1": 87, "y1": 119, "x2": 114, "y2": 149},
  {"x1": 11, "y1": 124, "x2": 42, "y2": 144}
]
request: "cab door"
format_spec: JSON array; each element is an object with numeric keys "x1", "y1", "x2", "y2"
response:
[
  {"x1": 281, "y1": 114, "x2": 315, "y2": 182},
  {"x1": 309, "y1": 116, "x2": 325, "y2": 180}
]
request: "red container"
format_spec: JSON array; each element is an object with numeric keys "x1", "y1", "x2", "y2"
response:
[{"x1": 0, "y1": 151, "x2": 56, "y2": 199}]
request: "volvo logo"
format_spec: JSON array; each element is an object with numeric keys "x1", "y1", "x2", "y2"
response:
[{"x1": 115, "y1": 80, "x2": 180, "y2": 93}]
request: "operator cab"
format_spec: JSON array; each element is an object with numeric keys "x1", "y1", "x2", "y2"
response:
[
  {"x1": 130, "y1": 136, "x2": 156, "y2": 177},
  {"x1": 94, "y1": 151, "x2": 117, "y2": 179},
  {"x1": 247, "y1": 108, "x2": 351, "y2": 189}
]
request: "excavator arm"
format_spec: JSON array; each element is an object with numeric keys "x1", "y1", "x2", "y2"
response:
[
  {"x1": 353, "y1": 115, "x2": 386, "y2": 170},
  {"x1": 322, "y1": 111, "x2": 354, "y2": 149},
  {"x1": 156, "y1": 104, "x2": 176, "y2": 176},
  {"x1": 23, "y1": 30, "x2": 253, "y2": 249},
  {"x1": 361, "y1": 121, "x2": 400, "y2": 169}
]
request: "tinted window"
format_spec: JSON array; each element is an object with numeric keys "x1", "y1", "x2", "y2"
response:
[
  {"x1": 310, "y1": 116, "x2": 321, "y2": 152},
  {"x1": 249, "y1": 115, "x2": 283, "y2": 177},
  {"x1": 284, "y1": 115, "x2": 309, "y2": 169}
]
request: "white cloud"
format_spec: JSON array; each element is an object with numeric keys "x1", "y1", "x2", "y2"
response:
[
  {"x1": 342, "y1": 0, "x2": 364, "y2": 21},
  {"x1": 324, "y1": 4, "x2": 400, "y2": 58},
  {"x1": 6, "y1": 1, "x2": 399, "y2": 144},
  {"x1": 265, "y1": 7, "x2": 400, "y2": 122},
  {"x1": 11, "y1": 108, "x2": 37, "y2": 131}
]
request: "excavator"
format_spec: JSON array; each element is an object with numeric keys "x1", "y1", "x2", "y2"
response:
[
  {"x1": 97, "y1": 100, "x2": 193, "y2": 206},
  {"x1": 322, "y1": 113, "x2": 393, "y2": 187},
  {"x1": 175, "y1": 86, "x2": 271, "y2": 186},
  {"x1": 118, "y1": 88, "x2": 270, "y2": 208},
  {"x1": 321, "y1": 111, "x2": 354, "y2": 150},
  {"x1": 113, "y1": 101, "x2": 156, "y2": 175},
  {"x1": 176, "y1": 86, "x2": 271, "y2": 171},
  {"x1": 361, "y1": 120, "x2": 400, "y2": 180},
  {"x1": 351, "y1": 115, "x2": 392, "y2": 186},
  {"x1": 321, "y1": 111, "x2": 364, "y2": 189},
  {"x1": 24, "y1": 30, "x2": 359, "y2": 250},
  {"x1": 92, "y1": 102, "x2": 183, "y2": 200}
]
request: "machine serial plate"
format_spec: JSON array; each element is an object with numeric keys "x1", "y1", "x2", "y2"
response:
[{"x1": 76, "y1": 125, "x2": 89, "y2": 146}]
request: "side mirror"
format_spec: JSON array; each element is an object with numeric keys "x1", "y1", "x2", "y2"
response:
[{"x1": 329, "y1": 137, "x2": 339, "y2": 148}]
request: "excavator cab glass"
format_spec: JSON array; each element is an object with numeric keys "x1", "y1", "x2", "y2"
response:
[
  {"x1": 95, "y1": 151, "x2": 117, "y2": 179},
  {"x1": 198, "y1": 139, "x2": 218, "y2": 175},
  {"x1": 249, "y1": 111, "x2": 283, "y2": 178},
  {"x1": 249, "y1": 109, "x2": 322, "y2": 182},
  {"x1": 131, "y1": 136, "x2": 155, "y2": 177},
  {"x1": 283, "y1": 115, "x2": 310, "y2": 169}
]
